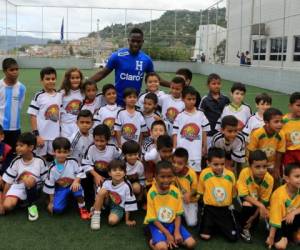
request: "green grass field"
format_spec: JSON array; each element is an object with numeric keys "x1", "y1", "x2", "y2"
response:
[{"x1": 0, "y1": 69, "x2": 296, "y2": 250}]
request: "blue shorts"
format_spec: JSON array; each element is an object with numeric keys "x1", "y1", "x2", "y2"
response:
[
  {"x1": 53, "y1": 186, "x2": 83, "y2": 214},
  {"x1": 148, "y1": 222, "x2": 191, "y2": 245}
]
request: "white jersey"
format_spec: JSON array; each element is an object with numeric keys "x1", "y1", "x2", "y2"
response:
[
  {"x1": 114, "y1": 108, "x2": 147, "y2": 144},
  {"x1": 60, "y1": 89, "x2": 84, "y2": 124},
  {"x1": 0, "y1": 79, "x2": 26, "y2": 131},
  {"x1": 137, "y1": 90, "x2": 165, "y2": 111},
  {"x1": 80, "y1": 93, "x2": 104, "y2": 115},
  {"x1": 142, "y1": 137, "x2": 155, "y2": 158},
  {"x1": 93, "y1": 104, "x2": 122, "y2": 144},
  {"x1": 220, "y1": 103, "x2": 252, "y2": 130},
  {"x1": 242, "y1": 112, "x2": 264, "y2": 140},
  {"x1": 144, "y1": 111, "x2": 161, "y2": 138},
  {"x1": 43, "y1": 158, "x2": 85, "y2": 195},
  {"x1": 144, "y1": 147, "x2": 160, "y2": 163},
  {"x1": 211, "y1": 131, "x2": 246, "y2": 163},
  {"x1": 161, "y1": 94, "x2": 184, "y2": 135},
  {"x1": 3, "y1": 155, "x2": 47, "y2": 185},
  {"x1": 101, "y1": 179, "x2": 137, "y2": 211},
  {"x1": 81, "y1": 144, "x2": 121, "y2": 176},
  {"x1": 70, "y1": 129, "x2": 93, "y2": 164},
  {"x1": 126, "y1": 160, "x2": 145, "y2": 186},
  {"x1": 27, "y1": 90, "x2": 62, "y2": 140},
  {"x1": 173, "y1": 110, "x2": 210, "y2": 161}
]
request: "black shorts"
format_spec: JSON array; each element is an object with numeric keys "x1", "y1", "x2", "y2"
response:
[
  {"x1": 3, "y1": 129, "x2": 21, "y2": 152},
  {"x1": 239, "y1": 205, "x2": 259, "y2": 229},
  {"x1": 274, "y1": 214, "x2": 300, "y2": 243},
  {"x1": 200, "y1": 205, "x2": 239, "y2": 242}
]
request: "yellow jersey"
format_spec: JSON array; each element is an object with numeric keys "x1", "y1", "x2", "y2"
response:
[
  {"x1": 248, "y1": 127, "x2": 285, "y2": 167},
  {"x1": 237, "y1": 167, "x2": 274, "y2": 205},
  {"x1": 198, "y1": 167, "x2": 236, "y2": 207},
  {"x1": 269, "y1": 184, "x2": 300, "y2": 228},
  {"x1": 174, "y1": 167, "x2": 198, "y2": 203},
  {"x1": 282, "y1": 114, "x2": 300, "y2": 151},
  {"x1": 144, "y1": 184, "x2": 184, "y2": 224}
]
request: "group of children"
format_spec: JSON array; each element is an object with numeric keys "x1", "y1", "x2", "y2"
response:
[{"x1": 0, "y1": 57, "x2": 300, "y2": 250}]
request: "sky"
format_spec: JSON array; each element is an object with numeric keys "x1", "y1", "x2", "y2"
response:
[{"x1": 1, "y1": 0, "x2": 223, "y2": 39}]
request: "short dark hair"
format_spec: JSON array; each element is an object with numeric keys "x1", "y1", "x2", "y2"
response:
[
  {"x1": 17, "y1": 132, "x2": 36, "y2": 148},
  {"x1": 221, "y1": 115, "x2": 238, "y2": 129},
  {"x1": 263, "y1": 108, "x2": 282, "y2": 122},
  {"x1": 93, "y1": 124, "x2": 111, "y2": 141},
  {"x1": 144, "y1": 92, "x2": 158, "y2": 105},
  {"x1": 0, "y1": 124, "x2": 3, "y2": 134},
  {"x1": 52, "y1": 137, "x2": 71, "y2": 151},
  {"x1": 40, "y1": 67, "x2": 56, "y2": 80},
  {"x1": 82, "y1": 79, "x2": 97, "y2": 91},
  {"x1": 145, "y1": 72, "x2": 160, "y2": 83},
  {"x1": 122, "y1": 140, "x2": 140, "y2": 155},
  {"x1": 173, "y1": 147, "x2": 189, "y2": 161},
  {"x1": 171, "y1": 76, "x2": 185, "y2": 88},
  {"x1": 290, "y1": 92, "x2": 300, "y2": 104},
  {"x1": 102, "y1": 84, "x2": 116, "y2": 95},
  {"x1": 108, "y1": 159, "x2": 126, "y2": 173},
  {"x1": 2, "y1": 57, "x2": 18, "y2": 71},
  {"x1": 77, "y1": 109, "x2": 93, "y2": 121},
  {"x1": 207, "y1": 147, "x2": 226, "y2": 162},
  {"x1": 284, "y1": 163, "x2": 300, "y2": 177},
  {"x1": 231, "y1": 82, "x2": 246, "y2": 93},
  {"x1": 207, "y1": 73, "x2": 220, "y2": 84},
  {"x1": 157, "y1": 135, "x2": 173, "y2": 150},
  {"x1": 129, "y1": 27, "x2": 143, "y2": 37},
  {"x1": 123, "y1": 87, "x2": 138, "y2": 99},
  {"x1": 176, "y1": 68, "x2": 193, "y2": 81},
  {"x1": 151, "y1": 120, "x2": 167, "y2": 131},
  {"x1": 182, "y1": 86, "x2": 198, "y2": 99},
  {"x1": 155, "y1": 160, "x2": 173, "y2": 175},
  {"x1": 255, "y1": 93, "x2": 272, "y2": 105},
  {"x1": 249, "y1": 150, "x2": 268, "y2": 165}
]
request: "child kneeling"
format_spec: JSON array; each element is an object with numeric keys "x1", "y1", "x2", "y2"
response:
[{"x1": 90, "y1": 160, "x2": 137, "y2": 230}]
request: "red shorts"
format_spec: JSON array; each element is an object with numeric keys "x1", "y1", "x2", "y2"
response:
[{"x1": 283, "y1": 150, "x2": 300, "y2": 166}]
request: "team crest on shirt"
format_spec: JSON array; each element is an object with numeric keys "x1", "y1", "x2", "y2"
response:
[
  {"x1": 95, "y1": 160, "x2": 108, "y2": 171},
  {"x1": 56, "y1": 177, "x2": 74, "y2": 187},
  {"x1": 17, "y1": 171, "x2": 34, "y2": 183},
  {"x1": 213, "y1": 187, "x2": 226, "y2": 202},
  {"x1": 290, "y1": 130, "x2": 300, "y2": 145},
  {"x1": 158, "y1": 207, "x2": 173, "y2": 223},
  {"x1": 109, "y1": 191, "x2": 122, "y2": 205},
  {"x1": 122, "y1": 123, "x2": 137, "y2": 140},
  {"x1": 180, "y1": 123, "x2": 200, "y2": 141},
  {"x1": 103, "y1": 117, "x2": 116, "y2": 135},
  {"x1": 65, "y1": 99, "x2": 81, "y2": 115},
  {"x1": 44, "y1": 104, "x2": 59, "y2": 122},
  {"x1": 262, "y1": 147, "x2": 275, "y2": 159},
  {"x1": 166, "y1": 107, "x2": 179, "y2": 123}
]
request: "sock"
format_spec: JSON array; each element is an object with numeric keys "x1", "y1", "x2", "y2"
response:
[
  {"x1": 26, "y1": 186, "x2": 38, "y2": 207},
  {"x1": 78, "y1": 202, "x2": 85, "y2": 208}
]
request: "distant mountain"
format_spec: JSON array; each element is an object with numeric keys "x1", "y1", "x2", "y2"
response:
[{"x1": 0, "y1": 36, "x2": 49, "y2": 51}]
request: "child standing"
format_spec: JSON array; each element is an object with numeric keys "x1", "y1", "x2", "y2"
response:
[
  {"x1": 2, "y1": 132, "x2": 47, "y2": 220},
  {"x1": 160, "y1": 77, "x2": 185, "y2": 135},
  {"x1": 144, "y1": 160, "x2": 196, "y2": 250},
  {"x1": 93, "y1": 84, "x2": 121, "y2": 145},
  {"x1": 60, "y1": 68, "x2": 84, "y2": 137},
  {"x1": 43, "y1": 137, "x2": 90, "y2": 219},
  {"x1": 0, "y1": 58, "x2": 26, "y2": 151},
  {"x1": 220, "y1": 82, "x2": 252, "y2": 131},
  {"x1": 237, "y1": 150, "x2": 274, "y2": 242},
  {"x1": 114, "y1": 88, "x2": 147, "y2": 147},
  {"x1": 70, "y1": 110, "x2": 94, "y2": 164},
  {"x1": 198, "y1": 147, "x2": 238, "y2": 242},
  {"x1": 282, "y1": 92, "x2": 300, "y2": 166},
  {"x1": 27, "y1": 67, "x2": 62, "y2": 160},
  {"x1": 90, "y1": 160, "x2": 137, "y2": 230},
  {"x1": 80, "y1": 80, "x2": 103, "y2": 115},
  {"x1": 200, "y1": 73, "x2": 230, "y2": 147},
  {"x1": 173, "y1": 86, "x2": 210, "y2": 173},
  {"x1": 172, "y1": 148, "x2": 198, "y2": 227},
  {"x1": 243, "y1": 93, "x2": 272, "y2": 140},
  {"x1": 266, "y1": 163, "x2": 300, "y2": 250}
]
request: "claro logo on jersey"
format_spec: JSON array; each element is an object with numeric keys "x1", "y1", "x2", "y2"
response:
[{"x1": 120, "y1": 71, "x2": 144, "y2": 81}]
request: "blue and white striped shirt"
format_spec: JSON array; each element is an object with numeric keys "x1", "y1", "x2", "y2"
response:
[{"x1": 0, "y1": 79, "x2": 26, "y2": 130}]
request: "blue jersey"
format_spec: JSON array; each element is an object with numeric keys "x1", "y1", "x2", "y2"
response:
[{"x1": 106, "y1": 48, "x2": 154, "y2": 106}]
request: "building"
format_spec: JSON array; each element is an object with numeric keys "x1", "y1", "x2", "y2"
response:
[{"x1": 226, "y1": 0, "x2": 300, "y2": 69}]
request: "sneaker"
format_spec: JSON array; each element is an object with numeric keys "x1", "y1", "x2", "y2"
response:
[
  {"x1": 79, "y1": 207, "x2": 90, "y2": 220},
  {"x1": 28, "y1": 205, "x2": 39, "y2": 221},
  {"x1": 240, "y1": 228, "x2": 252, "y2": 243},
  {"x1": 90, "y1": 211, "x2": 101, "y2": 230}
]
